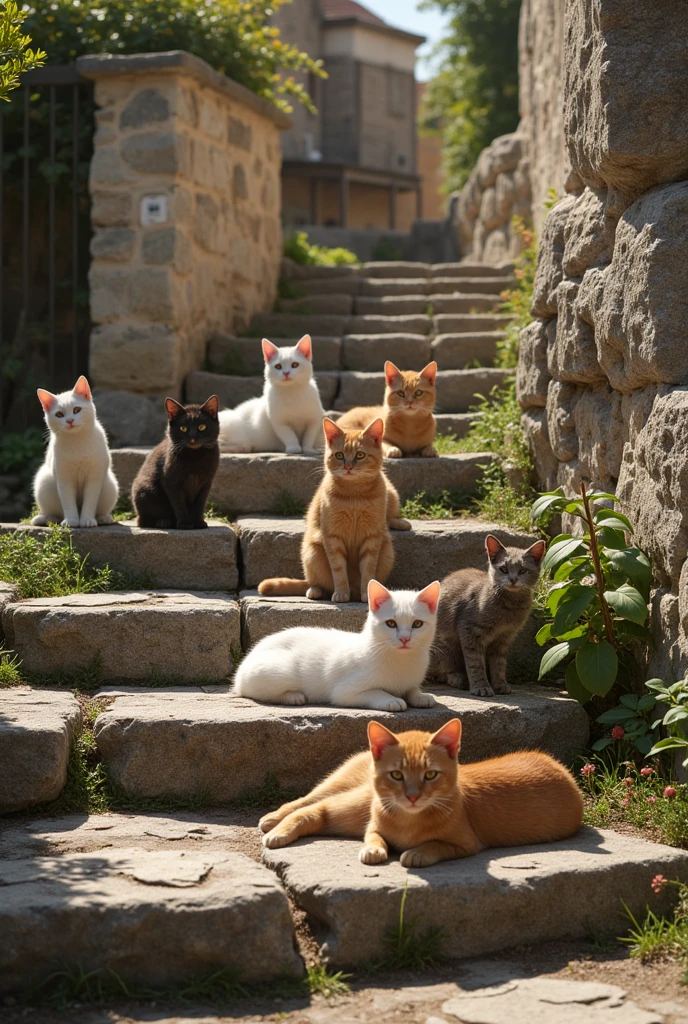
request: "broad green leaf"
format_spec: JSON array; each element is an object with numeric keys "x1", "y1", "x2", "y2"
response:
[
  {"x1": 535, "y1": 623, "x2": 552, "y2": 646},
  {"x1": 619, "y1": 693, "x2": 639, "y2": 709},
  {"x1": 594, "y1": 516, "x2": 631, "y2": 533},
  {"x1": 551, "y1": 586, "x2": 594, "y2": 636},
  {"x1": 553, "y1": 556, "x2": 591, "y2": 582},
  {"x1": 564, "y1": 500, "x2": 586, "y2": 514},
  {"x1": 661, "y1": 706, "x2": 688, "y2": 726},
  {"x1": 586, "y1": 491, "x2": 618, "y2": 503},
  {"x1": 594, "y1": 509, "x2": 633, "y2": 532},
  {"x1": 607, "y1": 549, "x2": 652, "y2": 590},
  {"x1": 542, "y1": 537, "x2": 586, "y2": 576},
  {"x1": 634, "y1": 735, "x2": 655, "y2": 755},
  {"x1": 596, "y1": 527, "x2": 627, "y2": 549},
  {"x1": 649, "y1": 737, "x2": 688, "y2": 756},
  {"x1": 637, "y1": 693, "x2": 657, "y2": 711},
  {"x1": 565, "y1": 660, "x2": 591, "y2": 704},
  {"x1": 624, "y1": 721, "x2": 648, "y2": 737},
  {"x1": 604, "y1": 584, "x2": 648, "y2": 625},
  {"x1": 538, "y1": 636, "x2": 584, "y2": 679},
  {"x1": 591, "y1": 737, "x2": 613, "y2": 751},
  {"x1": 531, "y1": 493, "x2": 567, "y2": 520},
  {"x1": 596, "y1": 706, "x2": 640, "y2": 723},
  {"x1": 575, "y1": 640, "x2": 618, "y2": 697}
]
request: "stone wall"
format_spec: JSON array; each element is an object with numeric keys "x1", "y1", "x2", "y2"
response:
[
  {"x1": 517, "y1": 0, "x2": 688, "y2": 679},
  {"x1": 78, "y1": 51, "x2": 288, "y2": 404}
]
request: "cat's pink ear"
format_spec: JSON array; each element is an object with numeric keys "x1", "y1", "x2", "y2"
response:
[
  {"x1": 368, "y1": 579, "x2": 392, "y2": 612},
  {"x1": 368, "y1": 721, "x2": 399, "y2": 760},
  {"x1": 528, "y1": 539, "x2": 546, "y2": 564},
  {"x1": 485, "y1": 534, "x2": 506, "y2": 562},
  {"x1": 296, "y1": 334, "x2": 312, "y2": 361},
  {"x1": 262, "y1": 338, "x2": 279, "y2": 363},
  {"x1": 430, "y1": 719, "x2": 462, "y2": 760},
  {"x1": 72, "y1": 376, "x2": 92, "y2": 401},
  {"x1": 201, "y1": 395, "x2": 219, "y2": 418},
  {"x1": 417, "y1": 580, "x2": 441, "y2": 615},
  {"x1": 37, "y1": 389, "x2": 57, "y2": 412},
  {"x1": 384, "y1": 361, "x2": 402, "y2": 387},
  {"x1": 362, "y1": 417, "x2": 384, "y2": 447},
  {"x1": 420, "y1": 361, "x2": 437, "y2": 385},
  {"x1": 165, "y1": 398, "x2": 184, "y2": 421},
  {"x1": 323, "y1": 417, "x2": 344, "y2": 445}
]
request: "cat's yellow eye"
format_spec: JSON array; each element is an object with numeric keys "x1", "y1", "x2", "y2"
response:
[
  {"x1": 291, "y1": 361, "x2": 299, "y2": 368},
  {"x1": 414, "y1": 390, "x2": 423, "y2": 398},
  {"x1": 412, "y1": 619, "x2": 423, "y2": 629},
  {"x1": 335, "y1": 451, "x2": 345, "y2": 460},
  {"x1": 179, "y1": 425, "x2": 188, "y2": 432},
  {"x1": 385, "y1": 619, "x2": 397, "y2": 628},
  {"x1": 275, "y1": 363, "x2": 282, "y2": 370},
  {"x1": 355, "y1": 451, "x2": 366, "y2": 460},
  {"x1": 397, "y1": 390, "x2": 405, "y2": 398},
  {"x1": 390, "y1": 770, "x2": 404, "y2": 781},
  {"x1": 73, "y1": 406, "x2": 81, "y2": 413},
  {"x1": 198, "y1": 423, "x2": 206, "y2": 430},
  {"x1": 424, "y1": 770, "x2": 438, "y2": 781}
]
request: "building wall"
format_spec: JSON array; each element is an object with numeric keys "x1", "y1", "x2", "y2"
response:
[
  {"x1": 323, "y1": 23, "x2": 418, "y2": 73},
  {"x1": 358, "y1": 63, "x2": 416, "y2": 174},
  {"x1": 321, "y1": 57, "x2": 359, "y2": 164},
  {"x1": 416, "y1": 83, "x2": 446, "y2": 221},
  {"x1": 272, "y1": 0, "x2": 324, "y2": 161}
]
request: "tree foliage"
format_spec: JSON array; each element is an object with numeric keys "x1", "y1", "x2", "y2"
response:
[
  {"x1": 21, "y1": 0, "x2": 324, "y2": 111},
  {"x1": 419, "y1": 0, "x2": 520, "y2": 192},
  {"x1": 0, "y1": 0, "x2": 46, "y2": 101}
]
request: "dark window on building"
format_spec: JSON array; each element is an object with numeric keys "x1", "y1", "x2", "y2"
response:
[{"x1": 387, "y1": 70, "x2": 407, "y2": 118}]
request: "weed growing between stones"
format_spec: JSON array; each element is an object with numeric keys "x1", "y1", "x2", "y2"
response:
[
  {"x1": 434, "y1": 432, "x2": 465, "y2": 454},
  {"x1": 375, "y1": 883, "x2": 445, "y2": 972},
  {"x1": 497, "y1": 218, "x2": 539, "y2": 369},
  {"x1": 622, "y1": 876, "x2": 688, "y2": 973},
  {"x1": 284, "y1": 231, "x2": 360, "y2": 267},
  {"x1": 400, "y1": 489, "x2": 473, "y2": 519},
  {"x1": 234, "y1": 771, "x2": 301, "y2": 811},
  {"x1": 272, "y1": 490, "x2": 307, "y2": 516},
  {"x1": 0, "y1": 646, "x2": 22, "y2": 687},
  {"x1": 28, "y1": 655, "x2": 105, "y2": 693},
  {"x1": 0, "y1": 526, "x2": 151, "y2": 597}
]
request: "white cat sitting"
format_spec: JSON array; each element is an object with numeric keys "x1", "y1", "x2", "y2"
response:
[
  {"x1": 233, "y1": 579, "x2": 441, "y2": 712},
  {"x1": 218, "y1": 335, "x2": 325, "y2": 454},
  {"x1": 32, "y1": 376, "x2": 119, "y2": 529}
]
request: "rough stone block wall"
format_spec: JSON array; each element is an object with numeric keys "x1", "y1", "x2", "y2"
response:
[
  {"x1": 79, "y1": 52, "x2": 287, "y2": 401},
  {"x1": 517, "y1": 0, "x2": 688, "y2": 679}
]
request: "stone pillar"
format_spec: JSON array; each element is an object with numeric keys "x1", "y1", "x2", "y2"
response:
[{"x1": 78, "y1": 51, "x2": 290, "y2": 399}]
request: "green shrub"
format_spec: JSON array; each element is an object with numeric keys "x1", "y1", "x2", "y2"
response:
[
  {"x1": 0, "y1": 0, "x2": 45, "y2": 101},
  {"x1": 0, "y1": 427, "x2": 45, "y2": 488},
  {"x1": 284, "y1": 231, "x2": 359, "y2": 267}
]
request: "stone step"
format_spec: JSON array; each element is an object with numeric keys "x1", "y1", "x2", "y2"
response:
[
  {"x1": 0, "y1": 521, "x2": 239, "y2": 591},
  {"x1": 430, "y1": 261, "x2": 514, "y2": 278},
  {"x1": 341, "y1": 333, "x2": 431, "y2": 371},
  {"x1": 250, "y1": 312, "x2": 350, "y2": 339},
  {"x1": 291, "y1": 275, "x2": 362, "y2": 296},
  {"x1": 361, "y1": 261, "x2": 431, "y2": 278},
  {"x1": 207, "y1": 333, "x2": 341, "y2": 374},
  {"x1": 0, "y1": 688, "x2": 81, "y2": 813},
  {"x1": 429, "y1": 293, "x2": 503, "y2": 314},
  {"x1": 111, "y1": 451, "x2": 490, "y2": 516},
  {"x1": 434, "y1": 312, "x2": 514, "y2": 334},
  {"x1": 354, "y1": 295, "x2": 429, "y2": 316},
  {"x1": 239, "y1": 591, "x2": 540, "y2": 683},
  {"x1": 432, "y1": 332, "x2": 504, "y2": 369},
  {"x1": 358, "y1": 278, "x2": 430, "y2": 297},
  {"x1": 263, "y1": 829, "x2": 688, "y2": 968},
  {"x1": 2, "y1": 591, "x2": 241, "y2": 682},
  {"x1": 187, "y1": 368, "x2": 340, "y2": 410},
  {"x1": 435, "y1": 412, "x2": 475, "y2": 437},
  {"x1": 347, "y1": 313, "x2": 431, "y2": 335},
  {"x1": 236, "y1": 515, "x2": 530, "y2": 590},
  {"x1": 93, "y1": 685, "x2": 588, "y2": 804},
  {"x1": 334, "y1": 368, "x2": 512, "y2": 412},
  {"x1": 430, "y1": 276, "x2": 511, "y2": 296},
  {"x1": 274, "y1": 293, "x2": 354, "y2": 316},
  {"x1": 0, "y1": 847, "x2": 302, "y2": 994},
  {"x1": 281, "y1": 259, "x2": 359, "y2": 281}
]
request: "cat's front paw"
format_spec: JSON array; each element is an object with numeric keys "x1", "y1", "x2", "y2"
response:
[
  {"x1": 97, "y1": 514, "x2": 114, "y2": 526},
  {"x1": 400, "y1": 847, "x2": 439, "y2": 869},
  {"x1": 79, "y1": 516, "x2": 98, "y2": 528},
  {"x1": 491, "y1": 681, "x2": 512, "y2": 695},
  {"x1": 61, "y1": 517, "x2": 80, "y2": 528},
  {"x1": 285, "y1": 444, "x2": 302, "y2": 455},
  {"x1": 262, "y1": 828, "x2": 293, "y2": 850},
  {"x1": 419, "y1": 445, "x2": 438, "y2": 458},
  {"x1": 331, "y1": 590, "x2": 350, "y2": 603},
  {"x1": 281, "y1": 690, "x2": 307, "y2": 706},
  {"x1": 407, "y1": 690, "x2": 438, "y2": 709},
  {"x1": 470, "y1": 684, "x2": 496, "y2": 698},
  {"x1": 379, "y1": 695, "x2": 407, "y2": 712},
  {"x1": 31, "y1": 514, "x2": 50, "y2": 526},
  {"x1": 192, "y1": 521, "x2": 208, "y2": 530},
  {"x1": 258, "y1": 812, "x2": 283, "y2": 833},
  {"x1": 359, "y1": 844, "x2": 388, "y2": 865},
  {"x1": 447, "y1": 672, "x2": 468, "y2": 690},
  {"x1": 385, "y1": 446, "x2": 403, "y2": 459},
  {"x1": 306, "y1": 586, "x2": 324, "y2": 600}
]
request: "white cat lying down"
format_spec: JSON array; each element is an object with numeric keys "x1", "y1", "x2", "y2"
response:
[
  {"x1": 218, "y1": 335, "x2": 325, "y2": 454},
  {"x1": 233, "y1": 579, "x2": 441, "y2": 711}
]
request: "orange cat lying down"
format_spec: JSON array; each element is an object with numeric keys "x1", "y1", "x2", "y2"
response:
[{"x1": 261, "y1": 719, "x2": 583, "y2": 868}]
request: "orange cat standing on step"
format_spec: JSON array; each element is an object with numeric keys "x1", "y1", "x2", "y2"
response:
[
  {"x1": 261, "y1": 719, "x2": 583, "y2": 868},
  {"x1": 337, "y1": 361, "x2": 438, "y2": 458},
  {"x1": 258, "y1": 417, "x2": 411, "y2": 603}
]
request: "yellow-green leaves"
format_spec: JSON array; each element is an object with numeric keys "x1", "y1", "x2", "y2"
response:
[{"x1": 0, "y1": 0, "x2": 46, "y2": 101}]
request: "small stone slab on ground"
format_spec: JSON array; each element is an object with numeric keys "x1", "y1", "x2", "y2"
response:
[
  {"x1": 236, "y1": 514, "x2": 527, "y2": 590},
  {"x1": 0, "y1": 848, "x2": 302, "y2": 994},
  {"x1": 186, "y1": 369, "x2": 340, "y2": 411},
  {"x1": 0, "y1": 688, "x2": 81, "y2": 813},
  {"x1": 0, "y1": 520, "x2": 238, "y2": 591},
  {"x1": 335, "y1": 369, "x2": 511, "y2": 413},
  {"x1": 2, "y1": 591, "x2": 240, "y2": 682},
  {"x1": 93, "y1": 686, "x2": 588, "y2": 803},
  {"x1": 207, "y1": 333, "x2": 342, "y2": 374},
  {"x1": 435, "y1": 412, "x2": 475, "y2": 438},
  {"x1": 432, "y1": 332, "x2": 504, "y2": 369},
  {"x1": 263, "y1": 828, "x2": 688, "y2": 969}
]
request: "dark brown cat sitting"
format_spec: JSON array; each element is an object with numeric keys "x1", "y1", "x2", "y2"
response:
[
  {"x1": 132, "y1": 396, "x2": 220, "y2": 530},
  {"x1": 431, "y1": 534, "x2": 546, "y2": 697}
]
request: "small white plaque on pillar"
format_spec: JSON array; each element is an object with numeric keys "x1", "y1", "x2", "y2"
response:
[{"x1": 140, "y1": 195, "x2": 168, "y2": 226}]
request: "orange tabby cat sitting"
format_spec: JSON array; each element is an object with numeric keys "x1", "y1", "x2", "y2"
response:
[
  {"x1": 337, "y1": 360, "x2": 438, "y2": 458},
  {"x1": 261, "y1": 719, "x2": 583, "y2": 868},
  {"x1": 259, "y1": 416, "x2": 410, "y2": 603}
]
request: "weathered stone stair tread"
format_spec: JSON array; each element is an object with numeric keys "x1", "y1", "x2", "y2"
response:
[
  {"x1": 354, "y1": 295, "x2": 429, "y2": 315},
  {"x1": 435, "y1": 412, "x2": 475, "y2": 437},
  {"x1": 361, "y1": 261, "x2": 431, "y2": 278},
  {"x1": 263, "y1": 829, "x2": 688, "y2": 968},
  {"x1": 187, "y1": 368, "x2": 340, "y2": 410},
  {"x1": 347, "y1": 313, "x2": 431, "y2": 335},
  {"x1": 111, "y1": 450, "x2": 491, "y2": 516},
  {"x1": 208, "y1": 334, "x2": 342, "y2": 373},
  {"x1": 0, "y1": 520, "x2": 238, "y2": 591},
  {"x1": 2, "y1": 591, "x2": 240, "y2": 681},
  {"x1": 431, "y1": 261, "x2": 514, "y2": 277},
  {"x1": 92, "y1": 686, "x2": 588, "y2": 803},
  {"x1": 0, "y1": 688, "x2": 81, "y2": 813},
  {"x1": 432, "y1": 332, "x2": 504, "y2": 368},
  {"x1": 429, "y1": 293, "x2": 504, "y2": 313},
  {"x1": 434, "y1": 313, "x2": 513, "y2": 333},
  {"x1": 0, "y1": 847, "x2": 302, "y2": 993},
  {"x1": 334, "y1": 368, "x2": 512, "y2": 412},
  {"x1": 430, "y1": 277, "x2": 511, "y2": 296},
  {"x1": 341, "y1": 333, "x2": 431, "y2": 370},
  {"x1": 250, "y1": 312, "x2": 351, "y2": 338},
  {"x1": 236, "y1": 515, "x2": 532, "y2": 589},
  {"x1": 276, "y1": 292, "x2": 354, "y2": 315}
]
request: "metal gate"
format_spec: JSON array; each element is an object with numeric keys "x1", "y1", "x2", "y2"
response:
[{"x1": 0, "y1": 66, "x2": 93, "y2": 429}]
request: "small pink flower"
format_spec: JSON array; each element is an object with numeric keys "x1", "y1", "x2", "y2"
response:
[
  {"x1": 651, "y1": 874, "x2": 667, "y2": 894},
  {"x1": 640, "y1": 767, "x2": 655, "y2": 777},
  {"x1": 623, "y1": 777, "x2": 634, "y2": 788},
  {"x1": 580, "y1": 763, "x2": 596, "y2": 777},
  {"x1": 622, "y1": 797, "x2": 630, "y2": 806},
  {"x1": 664, "y1": 786, "x2": 677, "y2": 800},
  {"x1": 647, "y1": 796, "x2": 657, "y2": 804},
  {"x1": 611, "y1": 725, "x2": 625, "y2": 740}
]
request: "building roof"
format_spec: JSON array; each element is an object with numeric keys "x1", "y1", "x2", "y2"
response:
[{"x1": 320, "y1": 0, "x2": 425, "y2": 44}]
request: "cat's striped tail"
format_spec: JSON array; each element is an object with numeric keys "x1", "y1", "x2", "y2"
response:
[{"x1": 258, "y1": 578, "x2": 311, "y2": 596}]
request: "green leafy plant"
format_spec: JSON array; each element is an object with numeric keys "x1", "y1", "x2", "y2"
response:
[
  {"x1": 0, "y1": 0, "x2": 45, "y2": 101},
  {"x1": 400, "y1": 488, "x2": 472, "y2": 519},
  {"x1": 533, "y1": 483, "x2": 652, "y2": 704},
  {"x1": 497, "y1": 218, "x2": 538, "y2": 369},
  {"x1": 594, "y1": 692, "x2": 658, "y2": 756},
  {"x1": 622, "y1": 874, "x2": 688, "y2": 970},
  {"x1": 0, "y1": 646, "x2": 22, "y2": 687},
  {"x1": 283, "y1": 230, "x2": 359, "y2": 267},
  {"x1": 646, "y1": 676, "x2": 688, "y2": 767}
]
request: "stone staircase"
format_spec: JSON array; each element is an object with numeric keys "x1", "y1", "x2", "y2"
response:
[{"x1": 2, "y1": 259, "x2": 688, "y2": 997}]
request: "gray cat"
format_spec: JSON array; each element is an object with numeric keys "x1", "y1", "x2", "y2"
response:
[{"x1": 431, "y1": 535, "x2": 546, "y2": 697}]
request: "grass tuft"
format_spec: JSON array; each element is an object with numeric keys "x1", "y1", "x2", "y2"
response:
[
  {"x1": 434, "y1": 432, "x2": 468, "y2": 455},
  {"x1": 0, "y1": 646, "x2": 23, "y2": 687},
  {"x1": 376, "y1": 883, "x2": 445, "y2": 971},
  {"x1": 622, "y1": 903, "x2": 688, "y2": 965},
  {"x1": 271, "y1": 490, "x2": 307, "y2": 516},
  {"x1": 400, "y1": 489, "x2": 473, "y2": 520},
  {"x1": 234, "y1": 771, "x2": 300, "y2": 810}
]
